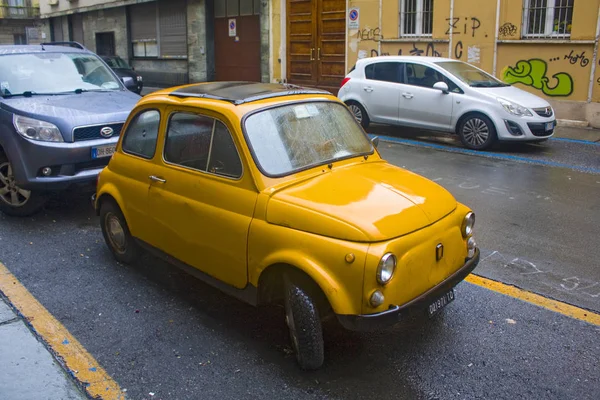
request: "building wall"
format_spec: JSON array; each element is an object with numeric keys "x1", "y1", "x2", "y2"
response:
[
  {"x1": 40, "y1": 0, "x2": 150, "y2": 16},
  {"x1": 81, "y1": 7, "x2": 128, "y2": 58},
  {"x1": 0, "y1": 19, "x2": 40, "y2": 45}
]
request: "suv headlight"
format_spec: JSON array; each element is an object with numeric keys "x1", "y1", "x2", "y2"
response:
[
  {"x1": 377, "y1": 253, "x2": 396, "y2": 285},
  {"x1": 136, "y1": 75, "x2": 143, "y2": 82},
  {"x1": 462, "y1": 212, "x2": 475, "y2": 238},
  {"x1": 13, "y1": 115, "x2": 63, "y2": 142},
  {"x1": 497, "y1": 98, "x2": 533, "y2": 117}
]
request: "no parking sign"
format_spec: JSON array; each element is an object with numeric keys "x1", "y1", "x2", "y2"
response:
[
  {"x1": 348, "y1": 8, "x2": 359, "y2": 29},
  {"x1": 229, "y1": 18, "x2": 236, "y2": 37}
]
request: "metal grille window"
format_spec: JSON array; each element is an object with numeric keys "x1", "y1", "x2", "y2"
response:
[
  {"x1": 214, "y1": 0, "x2": 261, "y2": 18},
  {"x1": 400, "y1": 0, "x2": 434, "y2": 37},
  {"x1": 523, "y1": 0, "x2": 574, "y2": 38}
]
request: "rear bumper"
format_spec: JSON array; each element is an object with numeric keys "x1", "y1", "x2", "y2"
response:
[{"x1": 336, "y1": 248, "x2": 480, "y2": 331}]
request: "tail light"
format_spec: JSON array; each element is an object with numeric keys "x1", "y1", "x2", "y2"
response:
[{"x1": 340, "y1": 77, "x2": 351, "y2": 88}]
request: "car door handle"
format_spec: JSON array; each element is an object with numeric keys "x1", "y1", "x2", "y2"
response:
[
  {"x1": 364, "y1": 86, "x2": 373, "y2": 92},
  {"x1": 402, "y1": 92, "x2": 413, "y2": 99},
  {"x1": 149, "y1": 175, "x2": 166, "y2": 183}
]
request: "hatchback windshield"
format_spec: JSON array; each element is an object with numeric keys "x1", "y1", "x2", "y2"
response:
[
  {"x1": 435, "y1": 61, "x2": 509, "y2": 88},
  {"x1": 0, "y1": 52, "x2": 122, "y2": 96},
  {"x1": 244, "y1": 102, "x2": 373, "y2": 176}
]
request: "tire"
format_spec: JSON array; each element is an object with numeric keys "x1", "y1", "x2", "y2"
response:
[
  {"x1": 100, "y1": 199, "x2": 141, "y2": 264},
  {"x1": 458, "y1": 114, "x2": 497, "y2": 150},
  {"x1": 284, "y1": 274, "x2": 325, "y2": 370},
  {"x1": 0, "y1": 153, "x2": 47, "y2": 217},
  {"x1": 347, "y1": 101, "x2": 370, "y2": 129}
]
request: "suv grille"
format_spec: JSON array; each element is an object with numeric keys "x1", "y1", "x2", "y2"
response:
[
  {"x1": 73, "y1": 123, "x2": 124, "y2": 142},
  {"x1": 532, "y1": 107, "x2": 553, "y2": 118}
]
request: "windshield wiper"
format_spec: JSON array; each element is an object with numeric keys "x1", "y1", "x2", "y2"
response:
[{"x1": 1, "y1": 91, "x2": 60, "y2": 98}]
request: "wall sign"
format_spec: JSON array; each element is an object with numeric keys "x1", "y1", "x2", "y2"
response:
[
  {"x1": 229, "y1": 19, "x2": 236, "y2": 37},
  {"x1": 348, "y1": 8, "x2": 359, "y2": 29}
]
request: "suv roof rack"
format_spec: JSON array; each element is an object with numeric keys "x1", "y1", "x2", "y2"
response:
[
  {"x1": 41, "y1": 41, "x2": 86, "y2": 50},
  {"x1": 169, "y1": 82, "x2": 331, "y2": 105}
]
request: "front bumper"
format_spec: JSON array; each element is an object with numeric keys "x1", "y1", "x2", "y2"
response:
[
  {"x1": 336, "y1": 248, "x2": 480, "y2": 331},
  {"x1": 495, "y1": 115, "x2": 556, "y2": 141}
]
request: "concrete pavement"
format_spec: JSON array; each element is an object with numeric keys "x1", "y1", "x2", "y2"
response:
[{"x1": 0, "y1": 297, "x2": 86, "y2": 400}]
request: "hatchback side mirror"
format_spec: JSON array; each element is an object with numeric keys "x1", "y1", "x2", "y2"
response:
[
  {"x1": 371, "y1": 136, "x2": 380, "y2": 148},
  {"x1": 433, "y1": 81, "x2": 449, "y2": 94}
]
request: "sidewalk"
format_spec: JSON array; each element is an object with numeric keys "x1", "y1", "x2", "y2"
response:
[{"x1": 0, "y1": 297, "x2": 86, "y2": 400}]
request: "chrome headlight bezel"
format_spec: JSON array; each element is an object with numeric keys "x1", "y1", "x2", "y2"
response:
[
  {"x1": 13, "y1": 115, "x2": 64, "y2": 142},
  {"x1": 376, "y1": 253, "x2": 396, "y2": 285},
  {"x1": 462, "y1": 212, "x2": 475, "y2": 238},
  {"x1": 497, "y1": 97, "x2": 533, "y2": 117}
]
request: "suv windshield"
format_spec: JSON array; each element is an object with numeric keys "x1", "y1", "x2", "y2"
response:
[
  {"x1": 244, "y1": 101, "x2": 373, "y2": 177},
  {"x1": 0, "y1": 52, "x2": 122, "y2": 96},
  {"x1": 104, "y1": 56, "x2": 131, "y2": 69},
  {"x1": 435, "y1": 61, "x2": 509, "y2": 88}
]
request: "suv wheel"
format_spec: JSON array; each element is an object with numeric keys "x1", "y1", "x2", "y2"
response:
[
  {"x1": 100, "y1": 200, "x2": 141, "y2": 264},
  {"x1": 347, "y1": 102, "x2": 370, "y2": 129},
  {"x1": 458, "y1": 114, "x2": 497, "y2": 150},
  {"x1": 0, "y1": 153, "x2": 47, "y2": 217},
  {"x1": 284, "y1": 274, "x2": 325, "y2": 370}
]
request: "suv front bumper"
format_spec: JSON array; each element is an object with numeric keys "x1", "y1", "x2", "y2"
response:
[{"x1": 336, "y1": 248, "x2": 480, "y2": 332}]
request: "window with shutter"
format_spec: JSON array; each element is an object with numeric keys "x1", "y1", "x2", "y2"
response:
[
  {"x1": 158, "y1": 0, "x2": 187, "y2": 58},
  {"x1": 130, "y1": 2, "x2": 158, "y2": 57}
]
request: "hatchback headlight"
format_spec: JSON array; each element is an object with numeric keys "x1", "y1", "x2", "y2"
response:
[
  {"x1": 13, "y1": 115, "x2": 63, "y2": 142},
  {"x1": 377, "y1": 253, "x2": 396, "y2": 285},
  {"x1": 462, "y1": 212, "x2": 475, "y2": 238},
  {"x1": 497, "y1": 98, "x2": 533, "y2": 117}
]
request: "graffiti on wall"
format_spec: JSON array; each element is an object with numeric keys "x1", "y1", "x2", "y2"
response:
[
  {"x1": 502, "y1": 59, "x2": 574, "y2": 97},
  {"x1": 564, "y1": 50, "x2": 589, "y2": 67},
  {"x1": 498, "y1": 23, "x2": 518, "y2": 38},
  {"x1": 357, "y1": 27, "x2": 383, "y2": 42},
  {"x1": 369, "y1": 42, "x2": 442, "y2": 57},
  {"x1": 446, "y1": 17, "x2": 482, "y2": 37}
]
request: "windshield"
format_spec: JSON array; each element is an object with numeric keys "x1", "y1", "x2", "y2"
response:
[
  {"x1": 244, "y1": 101, "x2": 373, "y2": 177},
  {"x1": 104, "y1": 57, "x2": 131, "y2": 69},
  {"x1": 435, "y1": 61, "x2": 509, "y2": 88},
  {"x1": 0, "y1": 52, "x2": 122, "y2": 96}
]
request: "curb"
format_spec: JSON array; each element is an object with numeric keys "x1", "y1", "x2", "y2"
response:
[{"x1": 556, "y1": 119, "x2": 590, "y2": 128}]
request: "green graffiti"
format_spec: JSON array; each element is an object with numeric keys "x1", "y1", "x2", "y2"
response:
[{"x1": 502, "y1": 59, "x2": 573, "y2": 97}]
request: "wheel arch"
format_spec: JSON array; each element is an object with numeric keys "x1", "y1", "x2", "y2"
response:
[
  {"x1": 95, "y1": 184, "x2": 127, "y2": 218},
  {"x1": 454, "y1": 110, "x2": 499, "y2": 135}
]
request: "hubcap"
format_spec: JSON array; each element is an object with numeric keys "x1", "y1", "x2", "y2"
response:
[
  {"x1": 462, "y1": 118, "x2": 490, "y2": 146},
  {"x1": 105, "y1": 213, "x2": 127, "y2": 253},
  {"x1": 349, "y1": 104, "x2": 363, "y2": 123},
  {"x1": 0, "y1": 161, "x2": 31, "y2": 207}
]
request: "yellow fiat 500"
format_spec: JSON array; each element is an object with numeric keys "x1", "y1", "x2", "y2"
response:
[{"x1": 93, "y1": 82, "x2": 479, "y2": 370}]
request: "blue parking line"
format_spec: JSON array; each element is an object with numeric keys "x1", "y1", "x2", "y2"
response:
[
  {"x1": 369, "y1": 134, "x2": 600, "y2": 175},
  {"x1": 550, "y1": 137, "x2": 600, "y2": 146}
]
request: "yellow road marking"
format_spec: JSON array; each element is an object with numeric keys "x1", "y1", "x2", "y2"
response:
[
  {"x1": 466, "y1": 274, "x2": 600, "y2": 326},
  {"x1": 0, "y1": 262, "x2": 124, "y2": 400}
]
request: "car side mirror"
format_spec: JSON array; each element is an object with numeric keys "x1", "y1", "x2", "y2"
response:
[
  {"x1": 433, "y1": 81, "x2": 449, "y2": 94},
  {"x1": 371, "y1": 136, "x2": 380, "y2": 148}
]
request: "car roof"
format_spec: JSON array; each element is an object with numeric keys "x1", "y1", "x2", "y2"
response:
[
  {"x1": 164, "y1": 81, "x2": 332, "y2": 105},
  {"x1": 356, "y1": 55, "x2": 460, "y2": 65},
  {"x1": 0, "y1": 44, "x2": 90, "y2": 55}
]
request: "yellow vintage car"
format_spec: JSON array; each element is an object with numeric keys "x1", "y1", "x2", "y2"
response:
[{"x1": 93, "y1": 82, "x2": 479, "y2": 370}]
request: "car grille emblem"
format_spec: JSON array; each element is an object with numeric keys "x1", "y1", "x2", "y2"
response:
[
  {"x1": 100, "y1": 127, "x2": 114, "y2": 138},
  {"x1": 436, "y1": 243, "x2": 444, "y2": 261}
]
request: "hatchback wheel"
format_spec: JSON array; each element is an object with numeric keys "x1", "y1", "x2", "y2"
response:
[
  {"x1": 0, "y1": 153, "x2": 47, "y2": 217},
  {"x1": 458, "y1": 114, "x2": 497, "y2": 150},
  {"x1": 284, "y1": 274, "x2": 325, "y2": 370},
  {"x1": 100, "y1": 200, "x2": 141, "y2": 264},
  {"x1": 347, "y1": 102, "x2": 370, "y2": 129}
]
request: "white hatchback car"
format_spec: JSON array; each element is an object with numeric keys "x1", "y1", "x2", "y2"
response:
[{"x1": 338, "y1": 56, "x2": 556, "y2": 150}]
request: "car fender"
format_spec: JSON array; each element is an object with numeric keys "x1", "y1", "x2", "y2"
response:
[
  {"x1": 0, "y1": 117, "x2": 28, "y2": 184},
  {"x1": 453, "y1": 106, "x2": 500, "y2": 133},
  {"x1": 96, "y1": 178, "x2": 129, "y2": 220},
  {"x1": 340, "y1": 93, "x2": 371, "y2": 116}
]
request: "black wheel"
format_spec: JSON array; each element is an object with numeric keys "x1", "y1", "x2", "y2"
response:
[
  {"x1": 100, "y1": 199, "x2": 140, "y2": 264},
  {"x1": 284, "y1": 274, "x2": 325, "y2": 370},
  {"x1": 0, "y1": 153, "x2": 47, "y2": 217},
  {"x1": 458, "y1": 114, "x2": 497, "y2": 150},
  {"x1": 347, "y1": 101, "x2": 370, "y2": 129}
]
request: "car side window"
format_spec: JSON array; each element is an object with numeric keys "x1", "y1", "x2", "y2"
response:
[
  {"x1": 365, "y1": 62, "x2": 403, "y2": 84},
  {"x1": 405, "y1": 63, "x2": 451, "y2": 89},
  {"x1": 122, "y1": 110, "x2": 160, "y2": 159},
  {"x1": 164, "y1": 112, "x2": 242, "y2": 179}
]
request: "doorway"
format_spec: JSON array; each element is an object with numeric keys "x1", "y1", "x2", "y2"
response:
[
  {"x1": 95, "y1": 32, "x2": 115, "y2": 56},
  {"x1": 287, "y1": 0, "x2": 346, "y2": 94}
]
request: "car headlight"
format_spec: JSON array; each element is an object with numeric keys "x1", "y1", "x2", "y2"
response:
[
  {"x1": 137, "y1": 75, "x2": 143, "y2": 82},
  {"x1": 462, "y1": 212, "x2": 475, "y2": 238},
  {"x1": 497, "y1": 98, "x2": 533, "y2": 117},
  {"x1": 13, "y1": 115, "x2": 63, "y2": 142},
  {"x1": 377, "y1": 253, "x2": 396, "y2": 285}
]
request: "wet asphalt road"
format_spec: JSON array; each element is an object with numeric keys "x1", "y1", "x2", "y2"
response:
[{"x1": 0, "y1": 137, "x2": 599, "y2": 399}]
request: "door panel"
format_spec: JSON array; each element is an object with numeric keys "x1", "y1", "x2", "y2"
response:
[
  {"x1": 288, "y1": 0, "x2": 317, "y2": 85},
  {"x1": 316, "y1": 0, "x2": 346, "y2": 93},
  {"x1": 215, "y1": 15, "x2": 261, "y2": 81}
]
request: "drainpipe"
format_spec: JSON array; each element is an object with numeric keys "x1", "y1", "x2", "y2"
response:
[
  {"x1": 378, "y1": 0, "x2": 382, "y2": 56},
  {"x1": 492, "y1": 0, "x2": 501, "y2": 76},
  {"x1": 587, "y1": 6, "x2": 600, "y2": 103},
  {"x1": 269, "y1": 0, "x2": 273, "y2": 82},
  {"x1": 345, "y1": 0, "x2": 348, "y2": 73},
  {"x1": 281, "y1": 0, "x2": 286, "y2": 82},
  {"x1": 448, "y1": 0, "x2": 454, "y2": 58}
]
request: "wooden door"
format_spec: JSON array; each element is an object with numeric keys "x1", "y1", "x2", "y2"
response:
[
  {"x1": 215, "y1": 15, "x2": 261, "y2": 82},
  {"x1": 287, "y1": 0, "x2": 346, "y2": 94}
]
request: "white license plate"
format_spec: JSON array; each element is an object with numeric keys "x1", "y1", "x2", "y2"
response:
[
  {"x1": 545, "y1": 122, "x2": 554, "y2": 131},
  {"x1": 91, "y1": 144, "x2": 116, "y2": 159},
  {"x1": 427, "y1": 289, "x2": 455, "y2": 318}
]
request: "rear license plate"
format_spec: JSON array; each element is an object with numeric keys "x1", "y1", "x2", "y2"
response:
[
  {"x1": 91, "y1": 144, "x2": 116, "y2": 159},
  {"x1": 427, "y1": 289, "x2": 455, "y2": 318},
  {"x1": 545, "y1": 122, "x2": 554, "y2": 131}
]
